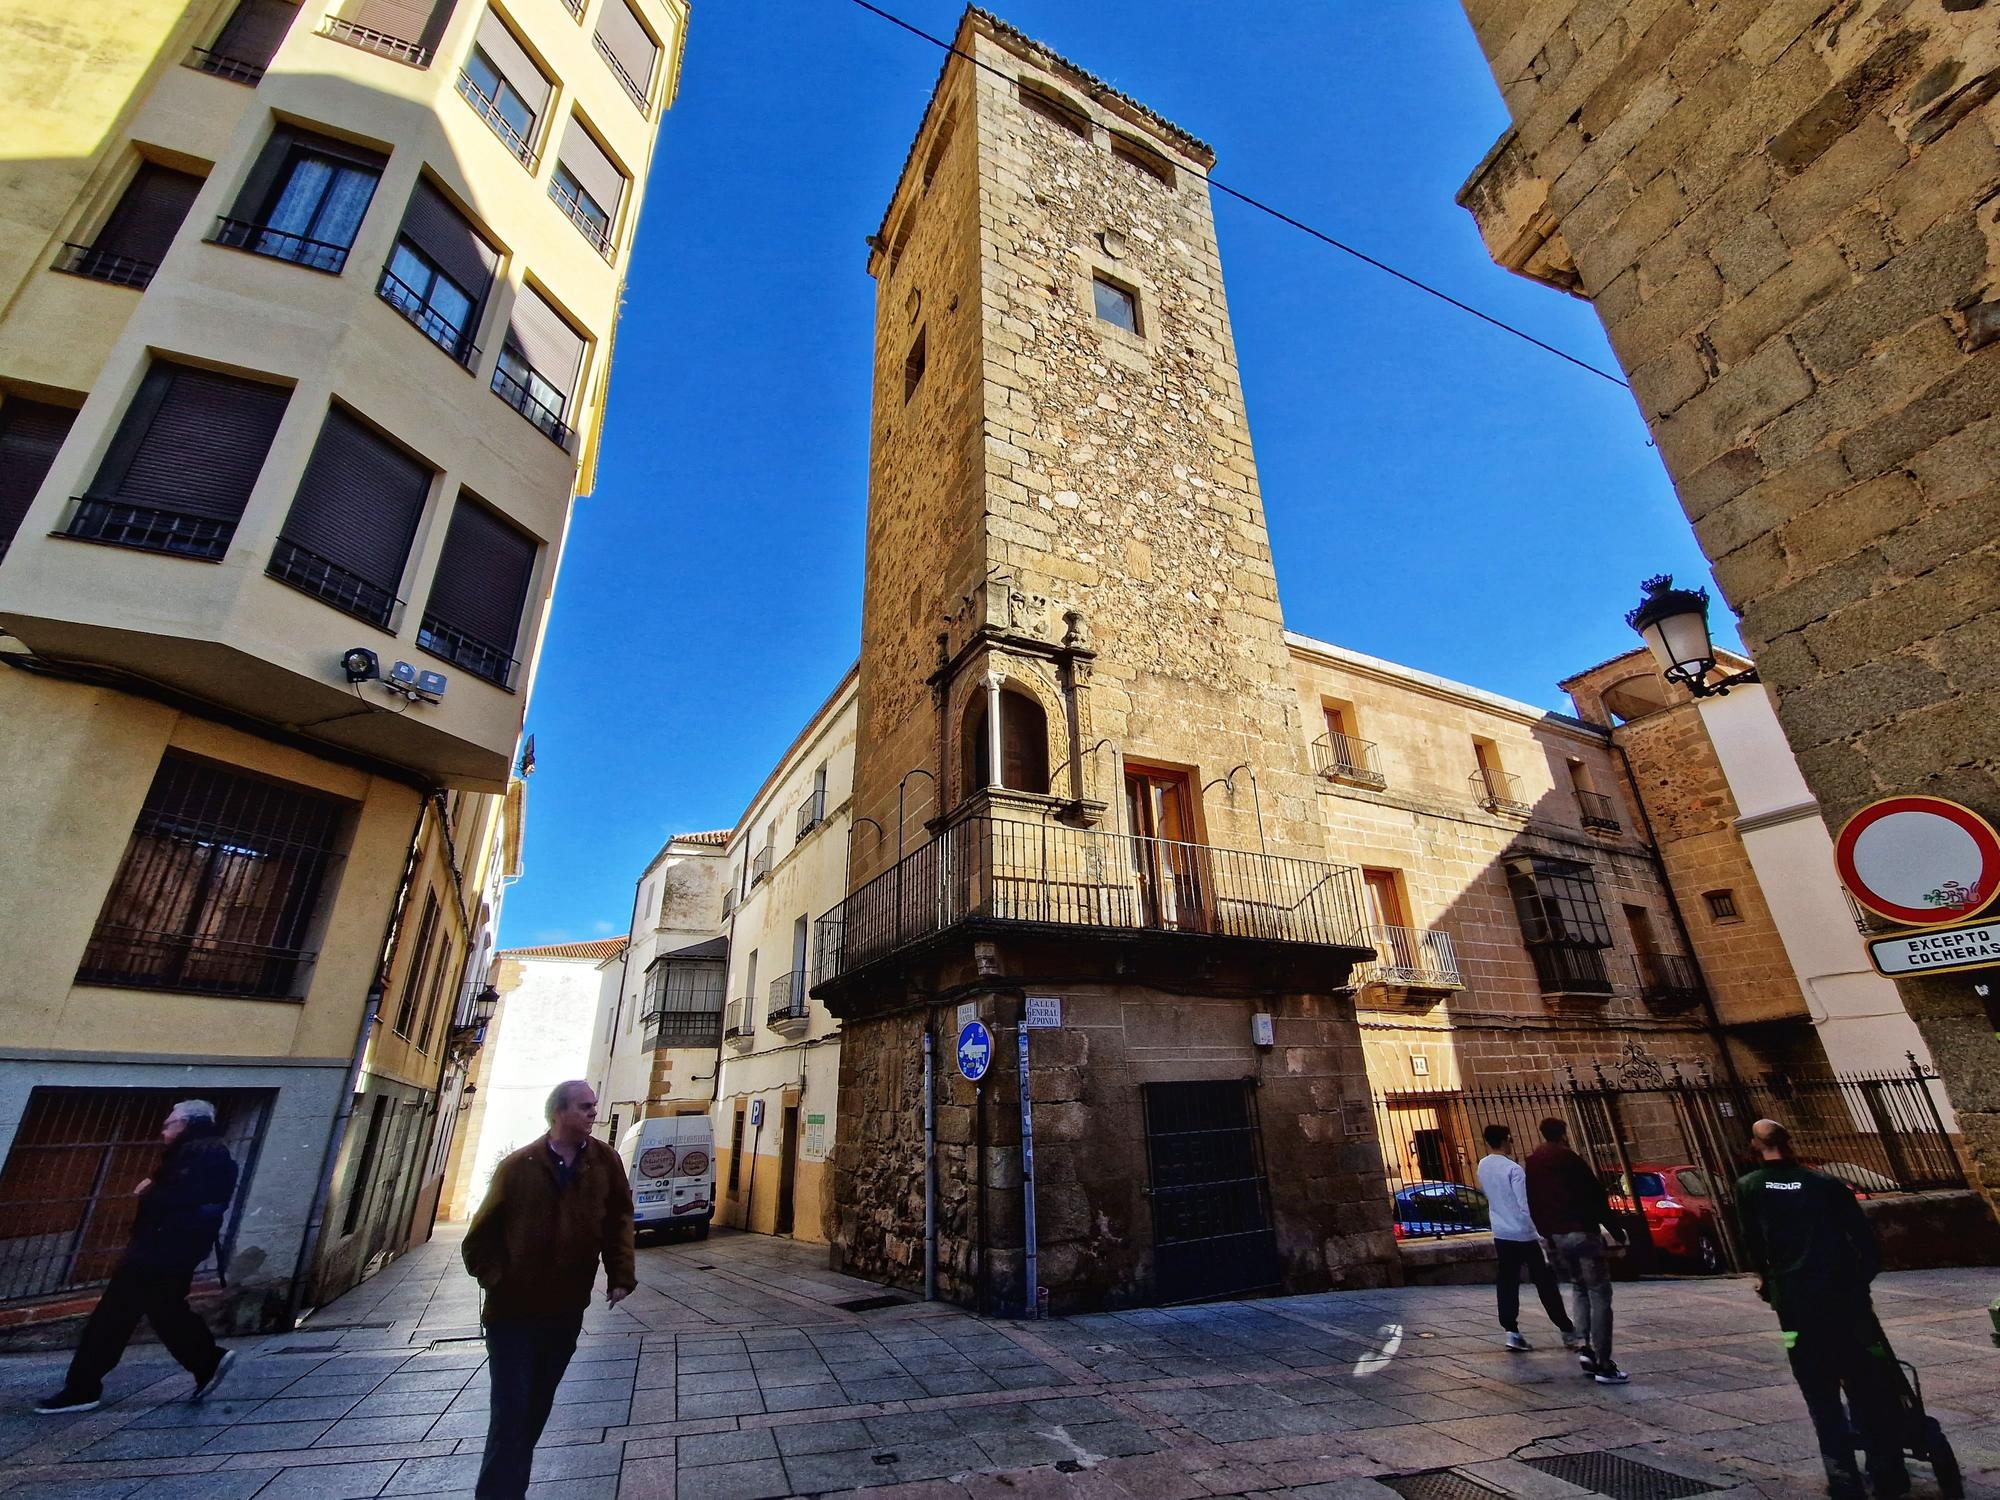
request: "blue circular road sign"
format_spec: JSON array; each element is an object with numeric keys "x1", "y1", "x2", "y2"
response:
[{"x1": 956, "y1": 1021, "x2": 993, "y2": 1082}]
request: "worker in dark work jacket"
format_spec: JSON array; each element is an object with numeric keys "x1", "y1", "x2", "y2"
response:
[{"x1": 1736, "y1": 1118, "x2": 1910, "y2": 1500}]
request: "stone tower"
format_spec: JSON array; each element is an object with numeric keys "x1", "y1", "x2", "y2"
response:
[{"x1": 818, "y1": 9, "x2": 1396, "y2": 1310}]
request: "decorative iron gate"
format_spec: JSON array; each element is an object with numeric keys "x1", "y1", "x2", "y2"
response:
[
  {"x1": 0, "y1": 1086, "x2": 270, "y2": 1303},
  {"x1": 1142, "y1": 1079, "x2": 1281, "y2": 1303}
]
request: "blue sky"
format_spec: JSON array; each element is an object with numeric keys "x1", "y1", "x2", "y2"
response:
[{"x1": 506, "y1": 1, "x2": 1732, "y2": 946}]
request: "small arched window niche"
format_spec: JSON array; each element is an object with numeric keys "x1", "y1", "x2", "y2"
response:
[{"x1": 963, "y1": 687, "x2": 1050, "y2": 797}]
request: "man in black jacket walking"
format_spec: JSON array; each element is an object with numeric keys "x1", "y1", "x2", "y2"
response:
[
  {"x1": 35, "y1": 1100, "x2": 241, "y2": 1414},
  {"x1": 1737, "y1": 1118, "x2": 1910, "y2": 1499}
]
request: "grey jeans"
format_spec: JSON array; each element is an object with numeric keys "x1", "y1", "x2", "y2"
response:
[{"x1": 1548, "y1": 1231, "x2": 1613, "y2": 1363}]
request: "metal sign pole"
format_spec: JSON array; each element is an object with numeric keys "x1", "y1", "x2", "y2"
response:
[{"x1": 1018, "y1": 1024, "x2": 1038, "y2": 1318}]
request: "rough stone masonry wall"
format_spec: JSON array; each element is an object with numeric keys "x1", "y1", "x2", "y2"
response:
[{"x1": 1457, "y1": 0, "x2": 2000, "y2": 1196}]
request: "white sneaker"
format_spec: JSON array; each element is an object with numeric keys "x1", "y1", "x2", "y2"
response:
[{"x1": 1505, "y1": 1332, "x2": 1532, "y2": 1352}]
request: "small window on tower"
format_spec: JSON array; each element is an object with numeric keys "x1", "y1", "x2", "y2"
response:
[
  {"x1": 1704, "y1": 889, "x2": 1740, "y2": 923},
  {"x1": 1092, "y1": 274, "x2": 1138, "y2": 334},
  {"x1": 903, "y1": 328, "x2": 926, "y2": 403}
]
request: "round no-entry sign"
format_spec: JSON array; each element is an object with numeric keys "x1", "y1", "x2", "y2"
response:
[{"x1": 1834, "y1": 795, "x2": 2000, "y2": 927}]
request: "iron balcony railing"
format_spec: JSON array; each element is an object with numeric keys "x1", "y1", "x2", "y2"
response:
[
  {"x1": 210, "y1": 216, "x2": 351, "y2": 273},
  {"x1": 377, "y1": 264, "x2": 479, "y2": 368},
  {"x1": 1470, "y1": 767, "x2": 1531, "y2": 817},
  {"x1": 795, "y1": 788, "x2": 826, "y2": 842},
  {"x1": 1635, "y1": 951, "x2": 1707, "y2": 1012},
  {"x1": 491, "y1": 363, "x2": 573, "y2": 450},
  {"x1": 721, "y1": 886, "x2": 739, "y2": 916},
  {"x1": 549, "y1": 179, "x2": 615, "y2": 260},
  {"x1": 457, "y1": 70, "x2": 540, "y2": 170},
  {"x1": 1312, "y1": 732, "x2": 1386, "y2": 790},
  {"x1": 417, "y1": 612, "x2": 519, "y2": 689},
  {"x1": 750, "y1": 846, "x2": 773, "y2": 885},
  {"x1": 559, "y1": 0, "x2": 585, "y2": 15},
  {"x1": 66, "y1": 497, "x2": 233, "y2": 560},
  {"x1": 186, "y1": 45, "x2": 269, "y2": 84},
  {"x1": 1350, "y1": 925, "x2": 1462, "y2": 990},
  {"x1": 54, "y1": 242, "x2": 158, "y2": 289},
  {"x1": 767, "y1": 971, "x2": 807, "y2": 1027},
  {"x1": 593, "y1": 31, "x2": 652, "y2": 113},
  {"x1": 268, "y1": 538, "x2": 401, "y2": 629},
  {"x1": 723, "y1": 998, "x2": 754, "y2": 1043},
  {"x1": 1576, "y1": 788, "x2": 1623, "y2": 833},
  {"x1": 1526, "y1": 939, "x2": 1614, "y2": 997},
  {"x1": 317, "y1": 16, "x2": 431, "y2": 67},
  {"x1": 816, "y1": 815, "x2": 1369, "y2": 985}
]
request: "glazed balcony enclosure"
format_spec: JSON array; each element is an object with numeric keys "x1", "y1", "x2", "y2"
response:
[{"x1": 814, "y1": 815, "x2": 1371, "y2": 990}]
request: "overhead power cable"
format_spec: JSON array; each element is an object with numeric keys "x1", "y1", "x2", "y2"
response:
[{"x1": 842, "y1": 0, "x2": 1631, "y2": 391}]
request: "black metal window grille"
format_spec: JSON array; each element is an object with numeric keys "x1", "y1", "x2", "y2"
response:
[
  {"x1": 1505, "y1": 853, "x2": 1613, "y2": 995},
  {"x1": 393, "y1": 889, "x2": 440, "y2": 1037},
  {"x1": 267, "y1": 538, "x2": 404, "y2": 627},
  {"x1": 188, "y1": 0, "x2": 299, "y2": 84},
  {"x1": 795, "y1": 787, "x2": 826, "y2": 842},
  {"x1": 491, "y1": 350, "x2": 572, "y2": 449},
  {"x1": 78, "y1": 753, "x2": 347, "y2": 1000},
  {"x1": 209, "y1": 215, "x2": 349, "y2": 272},
  {"x1": 416, "y1": 613, "x2": 519, "y2": 687},
  {"x1": 1634, "y1": 951, "x2": 1706, "y2": 1011},
  {"x1": 1576, "y1": 788, "x2": 1622, "y2": 832},
  {"x1": 0, "y1": 1087, "x2": 269, "y2": 1304},
  {"x1": 549, "y1": 168, "x2": 614, "y2": 258},
  {"x1": 642, "y1": 959, "x2": 724, "y2": 1049},
  {"x1": 378, "y1": 250, "x2": 478, "y2": 366},
  {"x1": 54, "y1": 243, "x2": 159, "y2": 289},
  {"x1": 188, "y1": 45, "x2": 268, "y2": 83},
  {"x1": 1142, "y1": 1079, "x2": 1281, "y2": 1304},
  {"x1": 67, "y1": 499, "x2": 234, "y2": 559},
  {"x1": 727, "y1": 1105, "x2": 746, "y2": 1190},
  {"x1": 1705, "y1": 888, "x2": 1740, "y2": 921}
]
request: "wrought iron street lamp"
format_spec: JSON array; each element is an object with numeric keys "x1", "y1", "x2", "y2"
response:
[{"x1": 1625, "y1": 574, "x2": 1759, "y2": 698}]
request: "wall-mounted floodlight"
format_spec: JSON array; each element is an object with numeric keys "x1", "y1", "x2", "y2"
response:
[{"x1": 341, "y1": 647, "x2": 380, "y2": 684}]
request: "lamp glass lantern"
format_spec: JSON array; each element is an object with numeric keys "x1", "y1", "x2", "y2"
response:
[
  {"x1": 1626, "y1": 574, "x2": 1718, "y2": 689},
  {"x1": 470, "y1": 984, "x2": 500, "y2": 1027}
]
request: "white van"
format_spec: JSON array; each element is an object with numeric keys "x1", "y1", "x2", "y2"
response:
[{"x1": 619, "y1": 1115, "x2": 715, "y2": 1240}]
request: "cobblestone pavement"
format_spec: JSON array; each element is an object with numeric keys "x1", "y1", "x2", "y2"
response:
[{"x1": 0, "y1": 1227, "x2": 1993, "y2": 1500}]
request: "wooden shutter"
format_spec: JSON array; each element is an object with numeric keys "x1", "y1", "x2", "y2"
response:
[
  {"x1": 398, "y1": 179, "x2": 496, "y2": 301},
  {"x1": 423, "y1": 498, "x2": 536, "y2": 653},
  {"x1": 504, "y1": 287, "x2": 584, "y2": 399},
  {"x1": 92, "y1": 365, "x2": 289, "y2": 521},
  {"x1": 335, "y1": 0, "x2": 450, "y2": 49},
  {"x1": 999, "y1": 693, "x2": 1049, "y2": 792},
  {"x1": 0, "y1": 398, "x2": 78, "y2": 555},
  {"x1": 558, "y1": 122, "x2": 624, "y2": 217},
  {"x1": 594, "y1": 0, "x2": 658, "y2": 91},
  {"x1": 213, "y1": 0, "x2": 298, "y2": 68},
  {"x1": 278, "y1": 406, "x2": 432, "y2": 593},
  {"x1": 476, "y1": 9, "x2": 551, "y2": 118},
  {"x1": 94, "y1": 164, "x2": 205, "y2": 268}
]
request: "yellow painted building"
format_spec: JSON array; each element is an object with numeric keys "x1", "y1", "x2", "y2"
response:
[{"x1": 0, "y1": 0, "x2": 684, "y2": 1329}]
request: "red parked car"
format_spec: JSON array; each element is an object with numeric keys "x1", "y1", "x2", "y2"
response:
[{"x1": 1606, "y1": 1163, "x2": 1726, "y2": 1273}]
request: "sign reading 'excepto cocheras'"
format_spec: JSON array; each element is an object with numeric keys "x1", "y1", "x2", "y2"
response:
[
  {"x1": 1868, "y1": 919, "x2": 2000, "y2": 979},
  {"x1": 1834, "y1": 794, "x2": 2000, "y2": 927}
]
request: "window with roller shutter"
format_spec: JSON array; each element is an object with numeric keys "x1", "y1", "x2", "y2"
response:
[
  {"x1": 593, "y1": 0, "x2": 658, "y2": 111},
  {"x1": 418, "y1": 496, "x2": 537, "y2": 686},
  {"x1": 490, "y1": 286, "x2": 585, "y2": 448},
  {"x1": 378, "y1": 178, "x2": 496, "y2": 364},
  {"x1": 57, "y1": 164, "x2": 205, "y2": 289},
  {"x1": 551, "y1": 118, "x2": 625, "y2": 258},
  {"x1": 191, "y1": 0, "x2": 299, "y2": 83},
  {"x1": 68, "y1": 362, "x2": 290, "y2": 560},
  {"x1": 458, "y1": 10, "x2": 551, "y2": 168},
  {"x1": 267, "y1": 406, "x2": 434, "y2": 628},
  {"x1": 0, "y1": 397, "x2": 79, "y2": 561},
  {"x1": 320, "y1": 0, "x2": 453, "y2": 67}
]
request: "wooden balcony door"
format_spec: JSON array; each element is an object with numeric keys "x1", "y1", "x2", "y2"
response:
[
  {"x1": 1126, "y1": 766, "x2": 1209, "y2": 932},
  {"x1": 1362, "y1": 868, "x2": 1415, "y2": 970}
]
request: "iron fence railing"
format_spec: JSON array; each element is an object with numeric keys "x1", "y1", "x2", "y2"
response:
[
  {"x1": 750, "y1": 845, "x2": 773, "y2": 885},
  {"x1": 1470, "y1": 767, "x2": 1531, "y2": 816},
  {"x1": 794, "y1": 788, "x2": 826, "y2": 842},
  {"x1": 491, "y1": 362, "x2": 573, "y2": 449},
  {"x1": 593, "y1": 30, "x2": 652, "y2": 112},
  {"x1": 267, "y1": 537, "x2": 402, "y2": 629},
  {"x1": 317, "y1": 17, "x2": 431, "y2": 67},
  {"x1": 54, "y1": 241, "x2": 158, "y2": 289},
  {"x1": 1526, "y1": 939, "x2": 1613, "y2": 996},
  {"x1": 1634, "y1": 951, "x2": 1706, "y2": 1012},
  {"x1": 377, "y1": 264, "x2": 479, "y2": 367},
  {"x1": 66, "y1": 497, "x2": 233, "y2": 559},
  {"x1": 767, "y1": 971, "x2": 806, "y2": 1026},
  {"x1": 723, "y1": 998, "x2": 753, "y2": 1042},
  {"x1": 210, "y1": 215, "x2": 350, "y2": 273},
  {"x1": 186, "y1": 45, "x2": 268, "y2": 84},
  {"x1": 817, "y1": 815, "x2": 1368, "y2": 984},
  {"x1": 1350, "y1": 925, "x2": 1462, "y2": 989},
  {"x1": 457, "y1": 69, "x2": 540, "y2": 170},
  {"x1": 1311, "y1": 732, "x2": 1386, "y2": 789},
  {"x1": 549, "y1": 179, "x2": 615, "y2": 260},
  {"x1": 417, "y1": 611, "x2": 519, "y2": 689},
  {"x1": 1576, "y1": 788, "x2": 1622, "y2": 832}
]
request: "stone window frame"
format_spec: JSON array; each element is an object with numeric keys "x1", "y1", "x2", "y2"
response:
[
  {"x1": 1016, "y1": 77, "x2": 1094, "y2": 142},
  {"x1": 1071, "y1": 253, "x2": 1159, "y2": 368},
  {"x1": 1108, "y1": 131, "x2": 1176, "y2": 191},
  {"x1": 1703, "y1": 888, "x2": 1742, "y2": 924},
  {"x1": 903, "y1": 326, "x2": 926, "y2": 404}
]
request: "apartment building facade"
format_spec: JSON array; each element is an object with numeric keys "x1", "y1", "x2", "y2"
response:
[{"x1": 0, "y1": 0, "x2": 686, "y2": 1330}]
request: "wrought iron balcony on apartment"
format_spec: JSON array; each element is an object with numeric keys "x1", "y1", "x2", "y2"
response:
[
  {"x1": 723, "y1": 999, "x2": 754, "y2": 1047},
  {"x1": 1470, "y1": 767, "x2": 1532, "y2": 818},
  {"x1": 795, "y1": 788, "x2": 827, "y2": 842},
  {"x1": 268, "y1": 538, "x2": 402, "y2": 630},
  {"x1": 1349, "y1": 925, "x2": 1463, "y2": 998},
  {"x1": 377, "y1": 265, "x2": 480, "y2": 369},
  {"x1": 186, "y1": 45, "x2": 267, "y2": 84},
  {"x1": 1526, "y1": 939, "x2": 1614, "y2": 998},
  {"x1": 317, "y1": 16, "x2": 431, "y2": 67},
  {"x1": 750, "y1": 846, "x2": 773, "y2": 886},
  {"x1": 1634, "y1": 952, "x2": 1706, "y2": 1013},
  {"x1": 491, "y1": 363, "x2": 573, "y2": 450},
  {"x1": 814, "y1": 815, "x2": 1369, "y2": 987},
  {"x1": 210, "y1": 216, "x2": 350, "y2": 274},
  {"x1": 593, "y1": 31, "x2": 651, "y2": 113},
  {"x1": 1311, "y1": 732, "x2": 1387, "y2": 790},
  {"x1": 767, "y1": 972, "x2": 808, "y2": 1031},
  {"x1": 54, "y1": 241, "x2": 159, "y2": 290},
  {"x1": 644, "y1": 1008, "x2": 723, "y2": 1049},
  {"x1": 457, "y1": 70, "x2": 540, "y2": 171},
  {"x1": 1576, "y1": 789, "x2": 1622, "y2": 834}
]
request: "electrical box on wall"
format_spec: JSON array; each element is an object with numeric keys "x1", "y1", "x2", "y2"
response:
[{"x1": 1251, "y1": 1013, "x2": 1274, "y2": 1047}]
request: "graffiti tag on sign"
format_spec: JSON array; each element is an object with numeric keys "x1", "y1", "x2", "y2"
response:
[
  {"x1": 679, "y1": 1149, "x2": 709, "y2": 1177},
  {"x1": 638, "y1": 1146, "x2": 677, "y2": 1179}
]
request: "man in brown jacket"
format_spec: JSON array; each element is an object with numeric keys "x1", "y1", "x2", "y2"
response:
[{"x1": 462, "y1": 1080, "x2": 636, "y2": 1500}]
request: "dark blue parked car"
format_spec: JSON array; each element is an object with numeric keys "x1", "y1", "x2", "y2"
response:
[{"x1": 1392, "y1": 1181, "x2": 1490, "y2": 1238}]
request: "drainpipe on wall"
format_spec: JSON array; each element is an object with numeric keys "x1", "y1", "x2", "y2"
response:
[{"x1": 923, "y1": 1017, "x2": 936, "y2": 1301}]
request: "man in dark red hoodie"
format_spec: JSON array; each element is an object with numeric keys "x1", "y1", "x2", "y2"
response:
[{"x1": 1525, "y1": 1116, "x2": 1629, "y2": 1384}]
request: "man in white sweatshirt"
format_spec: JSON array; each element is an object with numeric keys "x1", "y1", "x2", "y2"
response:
[{"x1": 1475, "y1": 1123, "x2": 1578, "y2": 1352}]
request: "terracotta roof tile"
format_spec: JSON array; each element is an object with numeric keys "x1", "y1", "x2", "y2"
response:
[{"x1": 500, "y1": 938, "x2": 628, "y2": 961}]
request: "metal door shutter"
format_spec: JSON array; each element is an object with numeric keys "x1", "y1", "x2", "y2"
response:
[
  {"x1": 96, "y1": 365, "x2": 290, "y2": 521},
  {"x1": 558, "y1": 121, "x2": 625, "y2": 216},
  {"x1": 278, "y1": 406, "x2": 432, "y2": 592},
  {"x1": 504, "y1": 287, "x2": 584, "y2": 398},
  {"x1": 0, "y1": 398, "x2": 78, "y2": 554},
  {"x1": 95, "y1": 164, "x2": 205, "y2": 269},
  {"x1": 594, "y1": 0, "x2": 658, "y2": 91},
  {"x1": 398, "y1": 179, "x2": 497, "y2": 301},
  {"x1": 424, "y1": 497, "x2": 535, "y2": 651},
  {"x1": 476, "y1": 9, "x2": 551, "y2": 118},
  {"x1": 213, "y1": 0, "x2": 299, "y2": 68}
]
